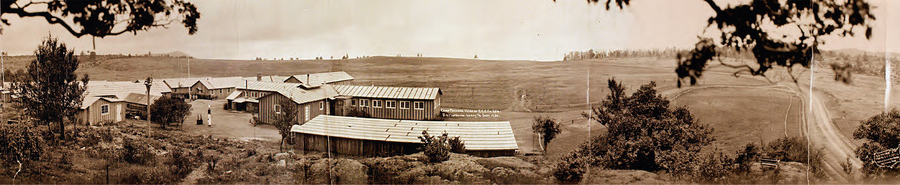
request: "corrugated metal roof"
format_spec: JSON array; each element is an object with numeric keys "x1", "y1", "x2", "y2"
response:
[
  {"x1": 225, "y1": 90, "x2": 243, "y2": 100},
  {"x1": 122, "y1": 93, "x2": 160, "y2": 105},
  {"x1": 291, "y1": 115, "x2": 518, "y2": 151},
  {"x1": 334, "y1": 85, "x2": 440, "y2": 100},
  {"x1": 81, "y1": 96, "x2": 124, "y2": 109},
  {"x1": 84, "y1": 81, "x2": 168, "y2": 99},
  {"x1": 238, "y1": 81, "x2": 339, "y2": 104},
  {"x1": 291, "y1": 71, "x2": 354, "y2": 84}
]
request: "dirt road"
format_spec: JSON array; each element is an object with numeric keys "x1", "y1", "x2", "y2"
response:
[{"x1": 664, "y1": 84, "x2": 862, "y2": 183}]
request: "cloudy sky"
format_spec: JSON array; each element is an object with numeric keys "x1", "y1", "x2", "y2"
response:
[{"x1": 1, "y1": 0, "x2": 898, "y2": 60}]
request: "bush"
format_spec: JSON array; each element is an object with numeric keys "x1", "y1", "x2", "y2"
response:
[
  {"x1": 418, "y1": 131, "x2": 451, "y2": 163},
  {"x1": 122, "y1": 138, "x2": 155, "y2": 165},
  {"x1": 165, "y1": 148, "x2": 196, "y2": 177},
  {"x1": 734, "y1": 143, "x2": 761, "y2": 174},
  {"x1": 553, "y1": 154, "x2": 587, "y2": 183},
  {"x1": 695, "y1": 150, "x2": 735, "y2": 183},
  {"x1": 449, "y1": 136, "x2": 466, "y2": 154},
  {"x1": 0, "y1": 124, "x2": 46, "y2": 166},
  {"x1": 361, "y1": 157, "x2": 422, "y2": 184},
  {"x1": 303, "y1": 158, "x2": 369, "y2": 184}
]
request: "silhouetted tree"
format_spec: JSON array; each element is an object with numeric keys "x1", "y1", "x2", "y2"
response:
[
  {"x1": 14, "y1": 37, "x2": 88, "y2": 140},
  {"x1": 1, "y1": 0, "x2": 201, "y2": 37}
]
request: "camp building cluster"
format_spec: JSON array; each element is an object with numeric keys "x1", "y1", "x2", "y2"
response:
[{"x1": 28, "y1": 71, "x2": 517, "y2": 157}]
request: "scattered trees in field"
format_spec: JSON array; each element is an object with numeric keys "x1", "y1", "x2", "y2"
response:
[
  {"x1": 418, "y1": 131, "x2": 451, "y2": 163},
  {"x1": 532, "y1": 115, "x2": 561, "y2": 154},
  {"x1": 273, "y1": 101, "x2": 299, "y2": 152},
  {"x1": 1, "y1": 0, "x2": 200, "y2": 37},
  {"x1": 14, "y1": 37, "x2": 89, "y2": 140},
  {"x1": 149, "y1": 96, "x2": 192, "y2": 129}
]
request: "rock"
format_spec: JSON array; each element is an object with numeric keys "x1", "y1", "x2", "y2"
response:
[{"x1": 276, "y1": 159, "x2": 287, "y2": 167}]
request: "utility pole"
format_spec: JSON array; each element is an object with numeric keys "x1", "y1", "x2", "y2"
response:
[{"x1": 144, "y1": 77, "x2": 153, "y2": 136}]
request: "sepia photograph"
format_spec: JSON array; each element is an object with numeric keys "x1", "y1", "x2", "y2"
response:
[{"x1": 1, "y1": 0, "x2": 899, "y2": 184}]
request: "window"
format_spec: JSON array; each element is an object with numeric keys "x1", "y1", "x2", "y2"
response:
[
  {"x1": 414, "y1": 101, "x2": 424, "y2": 110},
  {"x1": 386, "y1": 100, "x2": 396, "y2": 108},
  {"x1": 304, "y1": 105, "x2": 310, "y2": 121},
  {"x1": 400, "y1": 101, "x2": 410, "y2": 109},
  {"x1": 319, "y1": 102, "x2": 324, "y2": 110},
  {"x1": 359, "y1": 99, "x2": 368, "y2": 107},
  {"x1": 351, "y1": 99, "x2": 357, "y2": 106},
  {"x1": 275, "y1": 105, "x2": 282, "y2": 114},
  {"x1": 373, "y1": 100, "x2": 382, "y2": 108},
  {"x1": 101, "y1": 104, "x2": 110, "y2": 114}
]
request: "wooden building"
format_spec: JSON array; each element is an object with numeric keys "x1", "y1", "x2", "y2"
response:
[
  {"x1": 78, "y1": 96, "x2": 126, "y2": 125},
  {"x1": 291, "y1": 115, "x2": 518, "y2": 157},
  {"x1": 333, "y1": 85, "x2": 442, "y2": 120},
  {"x1": 255, "y1": 83, "x2": 339, "y2": 125}
]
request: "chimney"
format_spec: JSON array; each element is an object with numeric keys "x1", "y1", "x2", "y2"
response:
[
  {"x1": 257, "y1": 74, "x2": 262, "y2": 81},
  {"x1": 307, "y1": 74, "x2": 310, "y2": 84}
]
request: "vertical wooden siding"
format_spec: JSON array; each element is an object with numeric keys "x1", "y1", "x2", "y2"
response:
[
  {"x1": 258, "y1": 93, "x2": 328, "y2": 125},
  {"x1": 84, "y1": 99, "x2": 124, "y2": 125},
  {"x1": 349, "y1": 97, "x2": 438, "y2": 120}
]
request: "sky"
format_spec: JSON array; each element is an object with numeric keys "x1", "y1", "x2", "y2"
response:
[{"x1": 1, "y1": 0, "x2": 898, "y2": 61}]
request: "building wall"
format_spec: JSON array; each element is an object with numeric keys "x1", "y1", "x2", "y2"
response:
[
  {"x1": 257, "y1": 93, "x2": 328, "y2": 125},
  {"x1": 292, "y1": 133, "x2": 514, "y2": 157},
  {"x1": 293, "y1": 134, "x2": 419, "y2": 156},
  {"x1": 345, "y1": 97, "x2": 438, "y2": 120},
  {"x1": 208, "y1": 87, "x2": 235, "y2": 99},
  {"x1": 81, "y1": 99, "x2": 125, "y2": 125}
]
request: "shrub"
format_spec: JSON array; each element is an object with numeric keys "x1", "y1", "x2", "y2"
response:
[
  {"x1": 734, "y1": 143, "x2": 761, "y2": 174},
  {"x1": 122, "y1": 138, "x2": 155, "y2": 165},
  {"x1": 695, "y1": 150, "x2": 735, "y2": 183},
  {"x1": 553, "y1": 154, "x2": 587, "y2": 183},
  {"x1": 304, "y1": 158, "x2": 369, "y2": 184},
  {"x1": 418, "y1": 131, "x2": 451, "y2": 163},
  {"x1": 0, "y1": 124, "x2": 46, "y2": 166},
  {"x1": 361, "y1": 157, "x2": 422, "y2": 184},
  {"x1": 165, "y1": 148, "x2": 196, "y2": 177},
  {"x1": 150, "y1": 96, "x2": 192, "y2": 128},
  {"x1": 449, "y1": 136, "x2": 466, "y2": 154}
]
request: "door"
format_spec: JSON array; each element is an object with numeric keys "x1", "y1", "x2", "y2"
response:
[{"x1": 116, "y1": 104, "x2": 123, "y2": 122}]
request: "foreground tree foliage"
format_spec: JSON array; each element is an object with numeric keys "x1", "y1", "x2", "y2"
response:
[
  {"x1": 576, "y1": 0, "x2": 876, "y2": 86},
  {"x1": 1, "y1": 0, "x2": 200, "y2": 37},
  {"x1": 274, "y1": 101, "x2": 299, "y2": 152},
  {"x1": 149, "y1": 96, "x2": 191, "y2": 128},
  {"x1": 14, "y1": 37, "x2": 88, "y2": 140},
  {"x1": 853, "y1": 109, "x2": 900, "y2": 179}
]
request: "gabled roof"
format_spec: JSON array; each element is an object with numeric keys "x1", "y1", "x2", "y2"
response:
[
  {"x1": 290, "y1": 71, "x2": 354, "y2": 84},
  {"x1": 241, "y1": 75, "x2": 290, "y2": 83},
  {"x1": 258, "y1": 82, "x2": 340, "y2": 105},
  {"x1": 81, "y1": 96, "x2": 125, "y2": 109},
  {"x1": 334, "y1": 85, "x2": 441, "y2": 100},
  {"x1": 291, "y1": 115, "x2": 518, "y2": 151}
]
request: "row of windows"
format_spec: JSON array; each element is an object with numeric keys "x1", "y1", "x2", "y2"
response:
[{"x1": 350, "y1": 99, "x2": 425, "y2": 110}]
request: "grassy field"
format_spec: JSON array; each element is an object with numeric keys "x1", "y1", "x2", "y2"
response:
[
  {"x1": 6, "y1": 55, "x2": 892, "y2": 159},
  {"x1": 672, "y1": 87, "x2": 803, "y2": 152}
]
